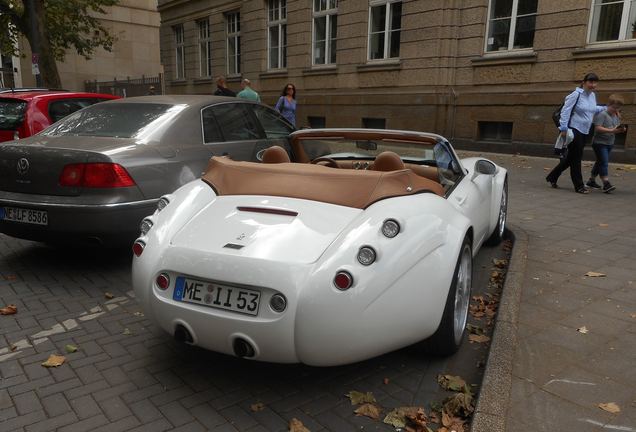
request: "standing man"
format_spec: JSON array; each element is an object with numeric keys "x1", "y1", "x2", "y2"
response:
[
  {"x1": 214, "y1": 76, "x2": 236, "y2": 97},
  {"x1": 237, "y1": 79, "x2": 261, "y2": 102}
]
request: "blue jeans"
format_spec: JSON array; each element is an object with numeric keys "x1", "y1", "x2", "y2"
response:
[{"x1": 591, "y1": 143, "x2": 613, "y2": 177}]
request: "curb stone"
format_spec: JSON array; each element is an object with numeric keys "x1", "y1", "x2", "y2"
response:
[{"x1": 472, "y1": 225, "x2": 528, "y2": 432}]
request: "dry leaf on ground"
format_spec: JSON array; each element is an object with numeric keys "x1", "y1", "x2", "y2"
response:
[
  {"x1": 104, "y1": 292, "x2": 114, "y2": 299},
  {"x1": 346, "y1": 390, "x2": 376, "y2": 405},
  {"x1": 250, "y1": 402, "x2": 265, "y2": 412},
  {"x1": 383, "y1": 407, "x2": 422, "y2": 428},
  {"x1": 577, "y1": 326, "x2": 589, "y2": 334},
  {"x1": 443, "y1": 392, "x2": 474, "y2": 418},
  {"x1": 492, "y1": 259, "x2": 508, "y2": 268},
  {"x1": 468, "y1": 334, "x2": 491, "y2": 343},
  {"x1": 437, "y1": 375, "x2": 467, "y2": 392},
  {"x1": 354, "y1": 403, "x2": 382, "y2": 420},
  {"x1": 585, "y1": 271, "x2": 606, "y2": 278},
  {"x1": 65, "y1": 344, "x2": 78, "y2": 353},
  {"x1": 0, "y1": 304, "x2": 17, "y2": 315},
  {"x1": 289, "y1": 418, "x2": 310, "y2": 432},
  {"x1": 440, "y1": 410, "x2": 466, "y2": 432},
  {"x1": 383, "y1": 377, "x2": 390, "y2": 385},
  {"x1": 599, "y1": 402, "x2": 620, "y2": 414},
  {"x1": 122, "y1": 328, "x2": 132, "y2": 335},
  {"x1": 42, "y1": 354, "x2": 66, "y2": 367}
]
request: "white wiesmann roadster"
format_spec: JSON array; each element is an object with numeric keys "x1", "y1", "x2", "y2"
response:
[{"x1": 132, "y1": 129, "x2": 508, "y2": 366}]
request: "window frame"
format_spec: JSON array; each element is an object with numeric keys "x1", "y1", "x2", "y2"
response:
[
  {"x1": 367, "y1": 0, "x2": 402, "y2": 61},
  {"x1": 267, "y1": 0, "x2": 287, "y2": 70},
  {"x1": 312, "y1": 0, "x2": 338, "y2": 66},
  {"x1": 173, "y1": 24, "x2": 185, "y2": 80},
  {"x1": 587, "y1": 0, "x2": 636, "y2": 44},
  {"x1": 484, "y1": 0, "x2": 538, "y2": 53},
  {"x1": 226, "y1": 12, "x2": 241, "y2": 76},
  {"x1": 197, "y1": 18, "x2": 212, "y2": 78}
]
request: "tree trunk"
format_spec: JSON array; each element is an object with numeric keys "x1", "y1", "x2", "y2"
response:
[{"x1": 23, "y1": 0, "x2": 62, "y2": 88}]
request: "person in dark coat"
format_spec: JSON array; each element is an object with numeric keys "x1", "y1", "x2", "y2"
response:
[{"x1": 213, "y1": 76, "x2": 236, "y2": 97}]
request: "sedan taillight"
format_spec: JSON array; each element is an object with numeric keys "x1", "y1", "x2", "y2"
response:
[{"x1": 59, "y1": 163, "x2": 135, "y2": 188}]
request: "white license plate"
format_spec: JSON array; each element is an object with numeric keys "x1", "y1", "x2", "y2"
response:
[
  {"x1": 0, "y1": 206, "x2": 48, "y2": 225},
  {"x1": 173, "y1": 276, "x2": 260, "y2": 316}
]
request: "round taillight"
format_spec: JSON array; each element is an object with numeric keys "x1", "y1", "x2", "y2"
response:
[
  {"x1": 334, "y1": 271, "x2": 353, "y2": 290},
  {"x1": 381, "y1": 219, "x2": 400, "y2": 238},
  {"x1": 140, "y1": 218, "x2": 153, "y2": 236},
  {"x1": 357, "y1": 246, "x2": 377, "y2": 266},
  {"x1": 270, "y1": 294, "x2": 287, "y2": 312},
  {"x1": 157, "y1": 196, "x2": 170, "y2": 212},
  {"x1": 156, "y1": 273, "x2": 170, "y2": 290},
  {"x1": 132, "y1": 240, "x2": 145, "y2": 257}
]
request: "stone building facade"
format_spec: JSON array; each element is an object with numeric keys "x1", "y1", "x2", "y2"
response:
[
  {"x1": 18, "y1": 0, "x2": 162, "y2": 92},
  {"x1": 158, "y1": 0, "x2": 636, "y2": 155}
]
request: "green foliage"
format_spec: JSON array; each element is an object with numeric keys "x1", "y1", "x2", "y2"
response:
[{"x1": 0, "y1": 0, "x2": 118, "y2": 61}]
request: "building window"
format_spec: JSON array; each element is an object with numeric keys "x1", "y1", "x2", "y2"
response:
[
  {"x1": 478, "y1": 121, "x2": 513, "y2": 141},
  {"x1": 308, "y1": 116, "x2": 326, "y2": 128},
  {"x1": 227, "y1": 12, "x2": 241, "y2": 75},
  {"x1": 485, "y1": 0, "x2": 537, "y2": 52},
  {"x1": 268, "y1": 0, "x2": 287, "y2": 69},
  {"x1": 173, "y1": 24, "x2": 185, "y2": 79},
  {"x1": 368, "y1": 1, "x2": 402, "y2": 60},
  {"x1": 198, "y1": 19, "x2": 212, "y2": 78},
  {"x1": 313, "y1": 0, "x2": 338, "y2": 65},
  {"x1": 363, "y1": 117, "x2": 386, "y2": 129},
  {"x1": 590, "y1": 0, "x2": 636, "y2": 42}
]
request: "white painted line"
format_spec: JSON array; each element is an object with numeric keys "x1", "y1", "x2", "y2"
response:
[
  {"x1": 31, "y1": 323, "x2": 65, "y2": 339},
  {"x1": 581, "y1": 419, "x2": 636, "y2": 432},
  {"x1": 105, "y1": 304, "x2": 119, "y2": 311},
  {"x1": 78, "y1": 312, "x2": 105, "y2": 321},
  {"x1": 544, "y1": 379, "x2": 597, "y2": 386},
  {"x1": 62, "y1": 319, "x2": 78, "y2": 330}
]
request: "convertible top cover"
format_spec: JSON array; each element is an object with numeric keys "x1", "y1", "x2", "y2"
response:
[{"x1": 201, "y1": 156, "x2": 444, "y2": 209}]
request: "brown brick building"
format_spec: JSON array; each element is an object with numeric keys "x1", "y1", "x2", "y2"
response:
[{"x1": 158, "y1": 0, "x2": 636, "y2": 157}]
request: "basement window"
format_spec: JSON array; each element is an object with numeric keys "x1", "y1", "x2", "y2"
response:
[
  {"x1": 362, "y1": 117, "x2": 386, "y2": 129},
  {"x1": 478, "y1": 121, "x2": 513, "y2": 141}
]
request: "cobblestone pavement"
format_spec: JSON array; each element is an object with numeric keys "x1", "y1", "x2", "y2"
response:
[{"x1": 0, "y1": 227, "x2": 508, "y2": 431}]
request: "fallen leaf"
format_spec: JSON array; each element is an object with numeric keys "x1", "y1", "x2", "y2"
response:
[
  {"x1": 354, "y1": 403, "x2": 382, "y2": 420},
  {"x1": 122, "y1": 328, "x2": 132, "y2": 335},
  {"x1": 492, "y1": 259, "x2": 508, "y2": 268},
  {"x1": 599, "y1": 402, "x2": 620, "y2": 414},
  {"x1": 0, "y1": 304, "x2": 17, "y2": 315},
  {"x1": 437, "y1": 375, "x2": 467, "y2": 392},
  {"x1": 404, "y1": 407, "x2": 431, "y2": 431},
  {"x1": 10, "y1": 344, "x2": 17, "y2": 352},
  {"x1": 443, "y1": 392, "x2": 474, "y2": 418},
  {"x1": 65, "y1": 344, "x2": 78, "y2": 353},
  {"x1": 104, "y1": 292, "x2": 114, "y2": 299},
  {"x1": 250, "y1": 402, "x2": 265, "y2": 412},
  {"x1": 42, "y1": 354, "x2": 66, "y2": 367},
  {"x1": 133, "y1": 311, "x2": 144, "y2": 317},
  {"x1": 441, "y1": 410, "x2": 466, "y2": 432},
  {"x1": 466, "y1": 324, "x2": 485, "y2": 335},
  {"x1": 468, "y1": 334, "x2": 491, "y2": 343},
  {"x1": 383, "y1": 377, "x2": 390, "y2": 385},
  {"x1": 577, "y1": 326, "x2": 589, "y2": 334},
  {"x1": 585, "y1": 271, "x2": 606, "y2": 278},
  {"x1": 383, "y1": 407, "x2": 421, "y2": 428},
  {"x1": 346, "y1": 390, "x2": 376, "y2": 405},
  {"x1": 288, "y1": 418, "x2": 310, "y2": 432}
]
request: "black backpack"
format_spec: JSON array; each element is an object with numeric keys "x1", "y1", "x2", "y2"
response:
[{"x1": 552, "y1": 92, "x2": 581, "y2": 128}]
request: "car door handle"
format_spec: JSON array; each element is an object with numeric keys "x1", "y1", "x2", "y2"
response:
[{"x1": 455, "y1": 195, "x2": 467, "y2": 206}]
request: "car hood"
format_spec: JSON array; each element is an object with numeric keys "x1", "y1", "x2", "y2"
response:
[
  {"x1": 170, "y1": 195, "x2": 362, "y2": 264},
  {"x1": 6, "y1": 134, "x2": 141, "y2": 152}
]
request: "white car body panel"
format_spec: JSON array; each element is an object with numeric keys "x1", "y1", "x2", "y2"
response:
[{"x1": 132, "y1": 130, "x2": 508, "y2": 366}]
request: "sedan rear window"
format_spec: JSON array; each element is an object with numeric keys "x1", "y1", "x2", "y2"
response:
[
  {"x1": 0, "y1": 99, "x2": 27, "y2": 130},
  {"x1": 42, "y1": 103, "x2": 183, "y2": 138}
]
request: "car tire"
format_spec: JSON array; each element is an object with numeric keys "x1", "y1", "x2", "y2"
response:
[
  {"x1": 420, "y1": 236, "x2": 472, "y2": 356},
  {"x1": 485, "y1": 176, "x2": 508, "y2": 246}
]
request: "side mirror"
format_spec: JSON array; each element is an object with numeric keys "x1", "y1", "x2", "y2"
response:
[{"x1": 472, "y1": 160, "x2": 496, "y2": 180}]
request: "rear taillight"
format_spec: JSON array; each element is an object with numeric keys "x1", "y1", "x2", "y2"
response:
[
  {"x1": 132, "y1": 240, "x2": 145, "y2": 257},
  {"x1": 59, "y1": 163, "x2": 135, "y2": 188},
  {"x1": 334, "y1": 271, "x2": 353, "y2": 290},
  {"x1": 156, "y1": 273, "x2": 170, "y2": 290}
]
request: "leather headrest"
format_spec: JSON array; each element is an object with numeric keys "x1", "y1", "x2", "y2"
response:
[
  {"x1": 262, "y1": 146, "x2": 291, "y2": 164},
  {"x1": 372, "y1": 151, "x2": 405, "y2": 171}
]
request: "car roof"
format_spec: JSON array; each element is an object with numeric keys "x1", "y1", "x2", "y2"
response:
[
  {"x1": 0, "y1": 90, "x2": 120, "y2": 101},
  {"x1": 99, "y1": 94, "x2": 247, "y2": 110}
]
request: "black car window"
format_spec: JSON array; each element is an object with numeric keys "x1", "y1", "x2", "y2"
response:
[
  {"x1": 0, "y1": 99, "x2": 27, "y2": 130},
  {"x1": 201, "y1": 106, "x2": 224, "y2": 143},
  {"x1": 43, "y1": 103, "x2": 181, "y2": 138},
  {"x1": 252, "y1": 104, "x2": 294, "y2": 138},
  {"x1": 211, "y1": 103, "x2": 262, "y2": 141},
  {"x1": 48, "y1": 98, "x2": 107, "y2": 123}
]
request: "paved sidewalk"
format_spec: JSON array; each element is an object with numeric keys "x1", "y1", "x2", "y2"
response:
[{"x1": 473, "y1": 152, "x2": 636, "y2": 431}]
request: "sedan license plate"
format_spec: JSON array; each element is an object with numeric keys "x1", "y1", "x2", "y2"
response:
[
  {"x1": 173, "y1": 276, "x2": 260, "y2": 316},
  {"x1": 0, "y1": 206, "x2": 48, "y2": 225}
]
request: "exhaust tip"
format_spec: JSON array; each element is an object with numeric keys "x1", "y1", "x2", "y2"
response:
[
  {"x1": 233, "y1": 338, "x2": 255, "y2": 358},
  {"x1": 174, "y1": 324, "x2": 193, "y2": 344}
]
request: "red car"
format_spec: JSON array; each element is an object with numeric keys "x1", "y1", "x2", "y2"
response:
[{"x1": 0, "y1": 90, "x2": 120, "y2": 142}]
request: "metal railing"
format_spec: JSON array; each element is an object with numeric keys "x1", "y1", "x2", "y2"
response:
[{"x1": 84, "y1": 74, "x2": 163, "y2": 97}]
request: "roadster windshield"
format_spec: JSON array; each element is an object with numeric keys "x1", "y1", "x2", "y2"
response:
[{"x1": 299, "y1": 138, "x2": 437, "y2": 165}]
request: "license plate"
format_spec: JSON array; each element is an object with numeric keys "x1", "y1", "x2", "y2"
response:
[
  {"x1": 173, "y1": 276, "x2": 260, "y2": 316},
  {"x1": 0, "y1": 206, "x2": 48, "y2": 225}
]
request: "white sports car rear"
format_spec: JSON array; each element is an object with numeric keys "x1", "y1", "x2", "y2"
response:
[{"x1": 132, "y1": 129, "x2": 508, "y2": 366}]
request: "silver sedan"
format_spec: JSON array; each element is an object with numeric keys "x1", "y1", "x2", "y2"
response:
[{"x1": 0, "y1": 96, "x2": 294, "y2": 246}]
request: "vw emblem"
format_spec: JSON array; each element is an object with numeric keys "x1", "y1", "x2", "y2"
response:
[{"x1": 16, "y1": 158, "x2": 30, "y2": 176}]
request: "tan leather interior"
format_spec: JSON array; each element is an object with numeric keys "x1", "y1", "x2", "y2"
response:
[
  {"x1": 330, "y1": 160, "x2": 440, "y2": 182},
  {"x1": 371, "y1": 151, "x2": 405, "y2": 171},
  {"x1": 201, "y1": 157, "x2": 444, "y2": 209},
  {"x1": 262, "y1": 146, "x2": 290, "y2": 163}
]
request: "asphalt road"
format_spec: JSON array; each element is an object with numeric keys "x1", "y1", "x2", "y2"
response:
[{"x1": 0, "y1": 234, "x2": 511, "y2": 432}]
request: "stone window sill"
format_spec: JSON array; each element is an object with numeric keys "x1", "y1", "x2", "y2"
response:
[
  {"x1": 572, "y1": 43, "x2": 636, "y2": 59},
  {"x1": 226, "y1": 74, "x2": 242, "y2": 83},
  {"x1": 302, "y1": 66, "x2": 337, "y2": 76},
  {"x1": 259, "y1": 70, "x2": 288, "y2": 79},
  {"x1": 472, "y1": 51, "x2": 537, "y2": 67},
  {"x1": 356, "y1": 60, "x2": 401, "y2": 72},
  {"x1": 170, "y1": 79, "x2": 188, "y2": 85}
]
